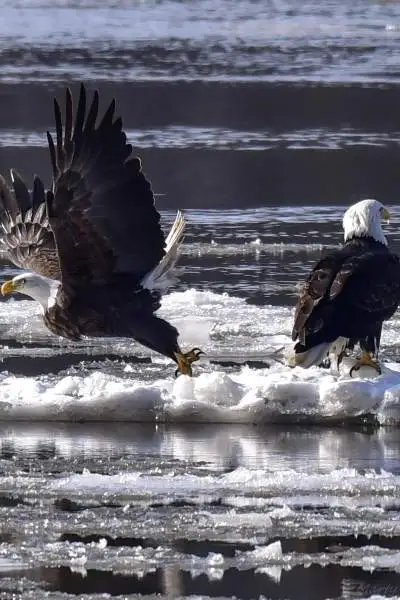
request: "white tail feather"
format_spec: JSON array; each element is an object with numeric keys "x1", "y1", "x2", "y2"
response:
[
  {"x1": 141, "y1": 210, "x2": 185, "y2": 293},
  {"x1": 287, "y1": 342, "x2": 331, "y2": 369}
]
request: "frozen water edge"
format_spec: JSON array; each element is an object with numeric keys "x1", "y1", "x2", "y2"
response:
[
  {"x1": 1, "y1": 362, "x2": 400, "y2": 424},
  {"x1": 50, "y1": 465, "x2": 400, "y2": 500},
  {"x1": 0, "y1": 288, "x2": 400, "y2": 425},
  {"x1": 2, "y1": 539, "x2": 400, "y2": 585}
]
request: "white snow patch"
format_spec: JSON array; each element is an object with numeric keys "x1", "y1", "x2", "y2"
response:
[
  {"x1": 0, "y1": 359, "x2": 399, "y2": 424},
  {"x1": 0, "y1": 289, "x2": 399, "y2": 424}
]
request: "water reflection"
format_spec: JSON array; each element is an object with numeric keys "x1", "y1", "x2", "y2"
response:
[
  {"x1": 1, "y1": 563, "x2": 400, "y2": 599},
  {"x1": 0, "y1": 423, "x2": 398, "y2": 475}
]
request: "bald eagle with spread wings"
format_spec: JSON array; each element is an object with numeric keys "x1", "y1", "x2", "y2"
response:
[
  {"x1": 290, "y1": 199, "x2": 400, "y2": 376},
  {"x1": 0, "y1": 84, "x2": 202, "y2": 376}
]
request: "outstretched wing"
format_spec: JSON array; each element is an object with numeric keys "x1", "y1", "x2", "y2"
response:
[
  {"x1": 0, "y1": 170, "x2": 60, "y2": 279},
  {"x1": 292, "y1": 252, "x2": 340, "y2": 343},
  {"x1": 45, "y1": 84, "x2": 165, "y2": 289}
]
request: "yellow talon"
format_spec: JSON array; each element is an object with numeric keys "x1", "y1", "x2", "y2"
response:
[
  {"x1": 174, "y1": 348, "x2": 204, "y2": 377},
  {"x1": 349, "y1": 351, "x2": 382, "y2": 378}
]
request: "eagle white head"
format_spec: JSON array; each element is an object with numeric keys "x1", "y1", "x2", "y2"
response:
[
  {"x1": 1, "y1": 272, "x2": 60, "y2": 312},
  {"x1": 342, "y1": 199, "x2": 390, "y2": 246}
]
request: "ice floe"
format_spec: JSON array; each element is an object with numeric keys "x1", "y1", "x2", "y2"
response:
[{"x1": 0, "y1": 289, "x2": 399, "y2": 425}]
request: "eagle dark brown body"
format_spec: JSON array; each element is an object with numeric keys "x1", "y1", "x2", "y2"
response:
[
  {"x1": 0, "y1": 85, "x2": 202, "y2": 376},
  {"x1": 291, "y1": 229, "x2": 400, "y2": 372}
]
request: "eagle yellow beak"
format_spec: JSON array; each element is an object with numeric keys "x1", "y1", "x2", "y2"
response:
[
  {"x1": 381, "y1": 207, "x2": 391, "y2": 222},
  {"x1": 1, "y1": 280, "x2": 16, "y2": 296}
]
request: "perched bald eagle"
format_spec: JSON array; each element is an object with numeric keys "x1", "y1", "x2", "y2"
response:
[
  {"x1": 291, "y1": 199, "x2": 400, "y2": 375},
  {"x1": 0, "y1": 84, "x2": 202, "y2": 376}
]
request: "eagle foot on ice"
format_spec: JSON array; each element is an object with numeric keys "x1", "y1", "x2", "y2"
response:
[
  {"x1": 349, "y1": 351, "x2": 382, "y2": 378},
  {"x1": 174, "y1": 348, "x2": 204, "y2": 377}
]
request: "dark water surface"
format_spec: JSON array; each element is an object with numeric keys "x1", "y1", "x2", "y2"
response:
[
  {"x1": 1, "y1": 0, "x2": 400, "y2": 207},
  {"x1": 0, "y1": 1, "x2": 400, "y2": 598}
]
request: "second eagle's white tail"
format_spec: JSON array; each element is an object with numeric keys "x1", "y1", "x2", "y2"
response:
[
  {"x1": 287, "y1": 342, "x2": 330, "y2": 369},
  {"x1": 141, "y1": 210, "x2": 185, "y2": 293}
]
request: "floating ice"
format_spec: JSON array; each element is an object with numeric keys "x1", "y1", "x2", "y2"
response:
[
  {"x1": 51, "y1": 465, "x2": 400, "y2": 502},
  {"x1": 236, "y1": 541, "x2": 283, "y2": 582},
  {"x1": 0, "y1": 558, "x2": 29, "y2": 571},
  {"x1": 0, "y1": 289, "x2": 399, "y2": 425},
  {"x1": 0, "y1": 362, "x2": 399, "y2": 424},
  {"x1": 237, "y1": 540, "x2": 282, "y2": 562}
]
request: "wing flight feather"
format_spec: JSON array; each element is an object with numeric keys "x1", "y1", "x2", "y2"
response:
[
  {"x1": 0, "y1": 172, "x2": 59, "y2": 279},
  {"x1": 46, "y1": 84, "x2": 166, "y2": 290}
]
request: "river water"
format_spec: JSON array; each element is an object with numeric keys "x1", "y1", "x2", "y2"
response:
[{"x1": 0, "y1": 1, "x2": 400, "y2": 599}]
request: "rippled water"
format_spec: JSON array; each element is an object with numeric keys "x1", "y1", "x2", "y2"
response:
[
  {"x1": 0, "y1": 207, "x2": 399, "y2": 599},
  {"x1": 0, "y1": 0, "x2": 400, "y2": 598},
  {"x1": 0, "y1": 424, "x2": 400, "y2": 599},
  {"x1": 1, "y1": 0, "x2": 400, "y2": 209},
  {"x1": 0, "y1": 0, "x2": 400, "y2": 83}
]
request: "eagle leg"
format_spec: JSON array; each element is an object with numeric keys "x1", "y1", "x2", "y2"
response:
[
  {"x1": 349, "y1": 351, "x2": 382, "y2": 378},
  {"x1": 174, "y1": 348, "x2": 204, "y2": 377},
  {"x1": 336, "y1": 348, "x2": 349, "y2": 370}
]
